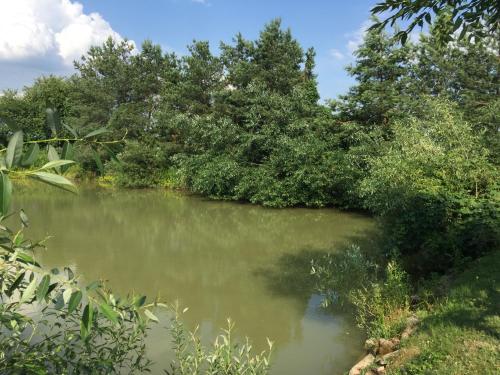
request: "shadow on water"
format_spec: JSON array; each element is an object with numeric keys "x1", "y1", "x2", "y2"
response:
[{"x1": 254, "y1": 230, "x2": 381, "y2": 304}]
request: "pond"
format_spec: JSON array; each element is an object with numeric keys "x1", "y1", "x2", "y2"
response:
[{"x1": 14, "y1": 186, "x2": 374, "y2": 375}]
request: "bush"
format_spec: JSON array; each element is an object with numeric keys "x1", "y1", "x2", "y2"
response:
[
  {"x1": 349, "y1": 261, "x2": 411, "y2": 338},
  {"x1": 311, "y1": 245, "x2": 378, "y2": 307},
  {"x1": 110, "y1": 140, "x2": 170, "y2": 188},
  {"x1": 176, "y1": 153, "x2": 243, "y2": 198},
  {"x1": 360, "y1": 98, "x2": 499, "y2": 274},
  {"x1": 312, "y1": 245, "x2": 411, "y2": 338}
]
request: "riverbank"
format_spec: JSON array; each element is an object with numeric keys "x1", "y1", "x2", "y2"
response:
[{"x1": 349, "y1": 250, "x2": 500, "y2": 375}]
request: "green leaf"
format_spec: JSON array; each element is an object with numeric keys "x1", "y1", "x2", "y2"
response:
[
  {"x1": 61, "y1": 142, "x2": 74, "y2": 173},
  {"x1": 47, "y1": 145, "x2": 60, "y2": 173},
  {"x1": 92, "y1": 148, "x2": 104, "y2": 175},
  {"x1": 84, "y1": 127, "x2": 109, "y2": 139},
  {"x1": 29, "y1": 172, "x2": 77, "y2": 193},
  {"x1": 100, "y1": 302, "x2": 119, "y2": 324},
  {"x1": 68, "y1": 290, "x2": 82, "y2": 314},
  {"x1": 63, "y1": 123, "x2": 78, "y2": 138},
  {"x1": 20, "y1": 277, "x2": 37, "y2": 304},
  {"x1": 20, "y1": 209, "x2": 29, "y2": 227},
  {"x1": 0, "y1": 173, "x2": 12, "y2": 216},
  {"x1": 21, "y1": 143, "x2": 40, "y2": 167},
  {"x1": 6, "y1": 131, "x2": 23, "y2": 168},
  {"x1": 40, "y1": 160, "x2": 75, "y2": 171},
  {"x1": 36, "y1": 275, "x2": 51, "y2": 301},
  {"x1": 46, "y1": 108, "x2": 60, "y2": 136},
  {"x1": 134, "y1": 295, "x2": 147, "y2": 308},
  {"x1": 61, "y1": 141, "x2": 73, "y2": 159},
  {"x1": 80, "y1": 302, "x2": 93, "y2": 338},
  {"x1": 6, "y1": 272, "x2": 25, "y2": 297},
  {"x1": 144, "y1": 309, "x2": 158, "y2": 322},
  {"x1": 16, "y1": 252, "x2": 40, "y2": 266}
]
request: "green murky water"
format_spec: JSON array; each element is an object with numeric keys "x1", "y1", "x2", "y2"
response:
[{"x1": 14, "y1": 186, "x2": 373, "y2": 374}]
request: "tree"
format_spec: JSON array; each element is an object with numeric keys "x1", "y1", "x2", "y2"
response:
[
  {"x1": 408, "y1": 12, "x2": 499, "y2": 156},
  {"x1": 332, "y1": 21, "x2": 415, "y2": 127},
  {"x1": 360, "y1": 98, "x2": 499, "y2": 274},
  {"x1": 371, "y1": 0, "x2": 499, "y2": 44},
  {"x1": 0, "y1": 77, "x2": 71, "y2": 142}
]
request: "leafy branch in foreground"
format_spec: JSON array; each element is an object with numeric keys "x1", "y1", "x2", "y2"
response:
[
  {"x1": 370, "y1": 0, "x2": 499, "y2": 44},
  {"x1": 0, "y1": 121, "x2": 272, "y2": 374},
  {"x1": 0, "y1": 126, "x2": 158, "y2": 373}
]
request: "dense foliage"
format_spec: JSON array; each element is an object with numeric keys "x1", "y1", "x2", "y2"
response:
[
  {"x1": 0, "y1": 10, "x2": 498, "y2": 373},
  {"x1": 370, "y1": 0, "x2": 499, "y2": 44}
]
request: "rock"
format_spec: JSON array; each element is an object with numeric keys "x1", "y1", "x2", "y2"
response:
[
  {"x1": 364, "y1": 338, "x2": 379, "y2": 354},
  {"x1": 378, "y1": 338, "x2": 397, "y2": 355},
  {"x1": 401, "y1": 315, "x2": 419, "y2": 340},
  {"x1": 391, "y1": 337, "x2": 401, "y2": 347},
  {"x1": 381, "y1": 349, "x2": 400, "y2": 362},
  {"x1": 349, "y1": 353, "x2": 375, "y2": 375}
]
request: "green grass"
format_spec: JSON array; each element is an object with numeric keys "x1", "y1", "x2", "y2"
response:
[{"x1": 387, "y1": 251, "x2": 500, "y2": 374}]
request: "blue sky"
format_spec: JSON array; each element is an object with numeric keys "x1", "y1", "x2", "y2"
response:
[{"x1": 0, "y1": 0, "x2": 379, "y2": 100}]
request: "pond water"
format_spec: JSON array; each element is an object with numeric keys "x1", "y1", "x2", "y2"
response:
[{"x1": 14, "y1": 186, "x2": 374, "y2": 375}]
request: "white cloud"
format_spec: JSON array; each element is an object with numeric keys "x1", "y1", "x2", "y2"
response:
[
  {"x1": 345, "y1": 20, "x2": 372, "y2": 54},
  {"x1": 329, "y1": 49, "x2": 344, "y2": 60},
  {"x1": 0, "y1": 0, "x2": 130, "y2": 66}
]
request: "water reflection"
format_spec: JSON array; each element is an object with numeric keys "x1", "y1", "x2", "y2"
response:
[{"x1": 14, "y1": 186, "x2": 373, "y2": 374}]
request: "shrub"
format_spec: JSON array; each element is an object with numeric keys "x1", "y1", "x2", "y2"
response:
[
  {"x1": 110, "y1": 140, "x2": 169, "y2": 188},
  {"x1": 311, "y1": 245, "x2": 378, "y2": 307},
  {"x1": 312, "y1": 245, "x2": 411, "y2": 338},
  {"x1": 349, "y1": 261, "x2": 411, "y2": 338},
  {"x1": 360, "y1": 98, "x2": 499, "y2": 274},
  {"x1": 176, "y1": 153, "x2": 243, "y2": 198}
]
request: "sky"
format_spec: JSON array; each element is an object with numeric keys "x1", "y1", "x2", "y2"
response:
[{"x1": 0, "y1": 0, "x2": 380, "y2": 100}]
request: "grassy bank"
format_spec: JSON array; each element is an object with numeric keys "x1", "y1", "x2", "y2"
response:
[{"x1": 384, "y1": 251, "x2": 500, "y2": 374}]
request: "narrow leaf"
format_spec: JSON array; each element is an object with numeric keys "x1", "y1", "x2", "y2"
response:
[
  {"x1": 134, "y1": 295, "x2": 147, "y2": 308},
  {"x1": 144, "y1": 309, "x2": 158, "y2": 322},
  {"x1": 61, "y1": 142, "x2": 74, "y2": 173},
  {"x1": 40, "y1": 160, "x2": 75, "y2": 171},
  {"x1": 0, "y1": 173, "x2": 12, "y2": 216},
  {"x1": 6, "y1": 131, "x2": 23, "y2": 168},
  {"x1": 68, "y1": 290, "x2": 82, "y2": 314},
  {"x1": 20, "y1": 277, "x2": 37, "y2": 304},
  {"x1": 21, "y1": 143, "x2": 40, "y2": 167},
  {"x1": 63, "y1": 123, "x2": 78, "y2": 138},
  {"x1": 84, "y1": 127, "x2": 109, "y2": 139},
  {"x1": 6, "y1": 272, "x2": 25, "y2": 297},
  {"x1": 36, "y1": 275, "x2": 50, "y2": 301},
  {"x1": 100, "y1": 302, "x2": 119, "y2": 324},
  {"x1": 80, "y1": 302, "x2": 93, "y2": 338},
  {"x1": 29, "y1": 172, "x2": 77, "y2": 193}
]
